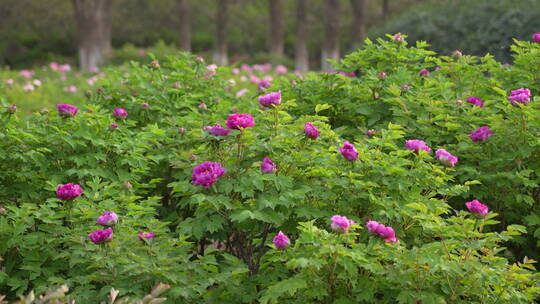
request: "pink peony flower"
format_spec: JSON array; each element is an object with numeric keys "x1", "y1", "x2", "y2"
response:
[
  {"x1": 393, "y1": 33, "x2": 405, "y2": 44},
  {"x1": 56, "y1": 183, "x2": 83, "y2": 200},
  {"x1": 258, "y1": 80, "x2": 271, "y2": 89},
  {"x1": 272, "y1": 231, "x2": 290, "y2": 249},
  {"x1": 204, "y1": 124, "x2": 230, "y2": 136},
  {"x1": 113, "y1": 108, "x2": 128, "y2": 117},
  {"x1": 304, "y1": 122, "x2": 320, "y2": 139},
  {"x1": 198, "y1": 102, "x2": 207, "y2": 110},
  {"x1": 466, "y1": 97, "x2": 484, "y2": 107},
  {"x1": 275, "y1": 65, "x2": 288, "y2": 75},
  {"x1": 261, "y1": 157, "x2": 276, "y2": 174},
  {"x1": 465, "y1": 200, "x2": 489, "y2": 217},
  {"x1": 452, "y1": 50, "x2": 463, "y2": 57},
  {"x1": 57, "y1": 104, "x2": 78, "y2": 117},
  {"x1": 23, "y1": 84, "x2": 35, "y2": 92},
  {"x1": 366, "y1": 220, "x2": 398, "y2": 242},
  {"x1": 232, "y1": 68, "x2": 240, "y2": 75},
  {"x1": 236, "y1": 88, "x2": 249, "y2": 97},
  {"x1": 250, "y1": 75, "x2": 261, "y2": 84},
  {"x1": 19, "y1": 70, "x2": 33, "y2": 79},
  {"x1": 470, "y1": 126, "x2": 493, "y2": 142},
  {"x1": 33, "y1": 79, "x2": 42, "y2": 87},
  {"x1": 110, "y1": 123, "x2": 118, "y2": 130},
  {"x1": 331, "y1": 215, "x2": 355, "y2": 233},
  {"x1": 138, "y1": 231, "x2": 156, "y2": 241},
  {"x1": 405, "y1": 139, "x2": 431, "y2": 153},
  {"x1": 532, "y1": 32, "x2": 540, "y2": 43},
  {"x1": 192, "y1": 162, "x2": 226, "y2": 188},
  {"x1": 258, "y1": 91, "x2": 281, "y2": 107},
  {"x1": 88, "y1": 227, "x2": 113, "y2": 244},
  {"x1": 226, "y1": 113, "x2": 255, "y2": 130},
  {"x1": 96, "y1": 211, "x2": 118, "y2": 226},
  {"x1": 339, "y1": 141, "x2": 359, "y2": 161},
  {"x1": 49, "y1": 62, "x2": 59, "y2": 71},
  {"x1": 419, "y1": 69, "x2": 430, "y2": 77},
  {"x1": 508, "y1": 88, "x2": 532, "y2": 105},
  {"x1": 5, "y1": 79, "x2": 14, "y2": 85},
  {"x1": 435, "y1": 149, "x2": 458, "y2": 168},
  {"x1": 59, "y1": 64, "x2": 71, "y2": 72},
  {"x1": 64, "y1": 85, "x2": 77, "y2": 93}
]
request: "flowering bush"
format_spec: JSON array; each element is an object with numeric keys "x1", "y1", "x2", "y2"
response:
[{"x1": 0, "y1": 42, "x2": 538, "y2": 303}]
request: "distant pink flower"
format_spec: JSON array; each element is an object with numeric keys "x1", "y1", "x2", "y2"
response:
[
  {"x1": 331, "y1": 215, "x2": 355, "y2": 233},
  {"x1": 88, "y1": 227, "x2": 113, "y2": 244},
  {"x1": 466, "y1": 97, "x2": 484, "y2": 107},
  {"x1": 304, "y1": 122, "x2": 320, "y2": 139},
  {"x1": 338, "y1": 71, "x2": 356, "y2": 77},
  {"x1": 378, "y1": 71, "x2": 387, "y2": 79},
  {"x1": 89, "y1": 66, "x2": 99, "y2": 73},
  {"x1": 508, "y1": 88, "x2": 532, "y2": 105},
  {"x1": 470, "y1": 126, "x2": 493, "y2": 142},
  {"x1": 260, "y1": 157, "x2": 276, "y2": 174},
  {"x1": 419, "y1": 69, "x2": 430, "y2": 77},
  {"x1": 452, "y1": 50, "x2": 463, "y2": 57},
  {"x1": 272, "y1": 231, "x2": 290, "y2": 249},
  {"x1": 23, "y1": 84, "x2": 35, "y2": 92},
  {"x1": 226, "y1": 113, "x2": 255, "y2": 130},
  {"x1": 207, "y1": 64, "x2": 218, "y2": 72},
  {"x1": 250, "y1": 75, "x2": 260, "y2": 84},
  {"x1": 138, "y1": 231, "x2": 156, "y2": 241},
  {"x1": 49, "y1": 62, "x2": 59, "y2": 71},
  {"x1": 59, "y1": 64, "x2": 71, "y2": 72},
  {"x1": 56, "y1": 183, "x2": 83, "y2": 200},
  {"x1": 258, "y1": 80, "x2": 271, "y2": 89},
  {"x1": 19, "y1": 70, "x2": 33, "y2": 79},
  {"x1": 5, "y1": 79, "x2": 14, "y2": 85},
  {"x1": 232, "y1": 68, "x2": 240, "y2": 75},
  {"x1": 465, "y1": 200, "x2": 489, "y2": 217},
  {"x1": 87, "y1": 76, "x2": 99, "y2": 86},
  {"x1": 258, "y1": 91, "x2": 281, "y2": 107},
  {"x1": 532, "y1": 32, "x2": 540, "y2": 43},
  {"x1": 113, "y1": 108, "x2": 128, "y2": 117},
  {"x1": 275, "y1": 65, "x2": 288, "y2": 75},
  {"x1": 339, "y1": 141, "x2": 359, "y2": 161},
  {"x1": 236, "y1": 88, "x2": 249, "y2": 97},
  {"x1": 204, "y1": 124, "x2": 230, "y2": 136},
  {"x1": 138, "y1": 49, "x2": 146, "y2": 57},
  {"x1": 198, "y1": 102, "x2": 207, "y2": 110},
  {"x1": 241, "y1": 64, "x2": 251, "y2": 73},
  {"x1": 110, "y1": 123, "x2": 118, "y2": 130},
  {"x1": 64, "y1": 85, "x2": 77, "y2": 93},
  {"x1": 435, "y1": 149, "x2": 458, "y2": 168},
  {"x1": 240, "y1": 76, "x2": 248, "y2": 82},
  {"x1": 96, "y1": 211, "x2": 118, "y2": 226},
  {"x1": 393, "y1": 33, "x2": 405, "y2": 44},
  {"x1": 32, "y1": 79, "x2": 42, "y2": 86},
  {"x1": 405, "y1": 139, "x2": 431, "y2": 153}
]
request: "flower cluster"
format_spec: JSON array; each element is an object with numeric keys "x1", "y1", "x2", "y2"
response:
[
  {"x1": 366, "y1": 220, "x2": 398, "y2": 243},
  {"x1": 192, "y1": 162, "x2": 226, "y2": 188}
]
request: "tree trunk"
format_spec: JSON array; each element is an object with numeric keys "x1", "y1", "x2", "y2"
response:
[
  {"x1": 269, "y1": 0, "x2": 284, "y2": 58},
  {"x1": 350, "y1": 0, "x2": 366, "y2": 48},
  {"x1": 382, "y1": 0, "x2": 390, "y2": 19},
  {"x1": 72, "y1": 0, "x2": 112, "y2": 70},
  {"x1": 322, "y1": 0, "x2": 340, "y2": 72},
  {"x1": 213, "y1": 0, "x2": 229, "y2": 65},
  {"x1": 179, "y1": 0, "x2": 191, "y2": 51},
  {"x1": 295, "y1": 0, "x2": 309, "y2": 72}
]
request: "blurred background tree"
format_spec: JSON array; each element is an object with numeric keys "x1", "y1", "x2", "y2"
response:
[{"x1": 0, "y1": 0, "x2": 538, "y2": 70}]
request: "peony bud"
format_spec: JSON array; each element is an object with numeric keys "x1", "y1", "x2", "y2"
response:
[{"x1": 272, "y1": 231, "x2": 290, "y2": 249}]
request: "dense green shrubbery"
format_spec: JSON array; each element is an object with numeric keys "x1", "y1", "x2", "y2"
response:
[
  {"x1": 1, "y1": 39, "x2": 539, "y2": 303},
  {"x1": 370, "y1": 0, "x2": 540, "y2": 62}
]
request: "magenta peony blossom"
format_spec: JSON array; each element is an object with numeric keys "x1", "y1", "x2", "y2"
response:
[
  {"x1": 339, "y1": 141, "x2": 359, "y2": 161},
  {"x1": 508, "y1": 88, "x2": 532, "y2": 105},
  {"x1": 56, "y1": 183, "x2": 83, "y2": 200},
  {"x1": 113, "y1": 107, "x2": 128, "y2": 117},
  {"x1": 452, "y1": 50, "x2": 463, "y2": 57},
  {"x1": 258, "y1": 80, "x2": 271, "y2": 89},
  {"x1": 57, "y1": 104, "x2": 78, "y2": 117},
  {"x1": 419, "y1": 69, "x2": 430, "y2": 77},
  {"x1": 96, "y1": 211, "x2": 118, "y2": 226},
  {"x1": 331, "y1": 215, "x2": 355, "y2": 233},
  {"x1": 366, "y1": 220, "x2": 398, "y2": 242},
  {"x1": 466, "y1": 97, "x2": 484, "y2": 107},
  {"x1": 272, "y1": 231, "x2": 290, "y2": 249},
  {"x1": 465, "y1": 200, "x2": 489, "y2": 217},
  {"x1": 405, "y1": 139, "x2": 431, "y2": 153},
  {"x1": 470, "y1": 126, "x2": 493, "y2": 142},
  {"x1": 435, "y1": 149, "x2": 458, "y2": 168},
  {"x1": 304, "y1": 122, "x2": 320, "y2": 139},
  {"x1": 109, "y1": 123, "x2": 118, "y2": 130},
  {"x1": 138, "y1": 231, "x2": 156, "y2": 241},
  {"x1": 19, "y1": 70, "x2": 33, "y2": 79},
  {"x1": 261, "y1": 157, "x2": 276, "y2": 174},
  {"x1": 204, "y1": 124, "x2": 230, "y2": 136},
  {"x1": 258, "y1": 91, "x2": 281, "y2": 107},
  {"x1": 88, "y1": 227, "x2": 113, "y2": 244},
  {"x1": 192, "y1": 162, "x2": 226, "y2": 188},
  {"x1": 226, "y1": 114, "x2": 255, "y2": 130},
  {"x1": 532, "y1": 32, "x2": 540, "y2": 43}
]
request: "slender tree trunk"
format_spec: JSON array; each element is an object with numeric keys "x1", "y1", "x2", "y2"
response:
[
  {"x1": 350, "y1": 0, "x2": 366, "y2": 48},
  {"x1": 72, "y1": 0, "x2": 112, "y2": 70},
  {"x1": 269, "y1": 0, "x2": 284, "y2": 58},
  {"x1": 179, "y1": 0, "x2": 191, "y2": 51},
  {"x1": 322, "y1": 0, "x2": 340, "y2": 72},
  {"x1": 213, "y1": 0, "x2": 229, "y2": 65},
  {"x1": 295, "y1": 0, "x2": 309, "y2": 72},
  {"x1": 382, "y1": 0, "x2": 390, "y2": 19}
]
